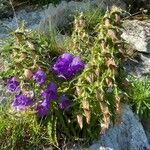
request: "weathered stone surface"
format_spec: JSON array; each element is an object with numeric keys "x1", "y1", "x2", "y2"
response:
[
  {"x1": 88, "y1": 106, "x2": 150, "y2": 150},
  {"x1": 124, "y1": 57, "x2": 150, "y2": 77},
  {"x1": 142, "y1": 118, "x2": 150, "y2": 144},
  {"x1": 121, "y1": 20, "x2": 150, "y2": 53},
  {"x1": 0, "y1": 6, "x2": 45, "y2": 38},
  {"x1": 40, "y1": 0, "x2": 126, "y2": 32},
  {"x1": 90, "y1": 0, "x2": 126, "y2": 9},
  {"x1": 0, "y1": 0, "x2": 126, "y2": 38}
]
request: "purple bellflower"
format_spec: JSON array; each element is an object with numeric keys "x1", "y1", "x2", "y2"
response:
[
  {"x1": 33, "y1": 70, "x2": 46, "y2": 85},
  {"x1": 7, "y1": 77, "x2": 20, "y2": 92},
  {"x1": 36, "y1": 99, "x2": 50, "y2": 117},
  {"x1": 41, "y1": 82, "x2": 57, "y2": 101},
  {"x1": 53, "y1": 53, "x2": 85, "y2": 80},
  {"x1": 12, "y1": 94, "x2": 33, "y2": 110}
]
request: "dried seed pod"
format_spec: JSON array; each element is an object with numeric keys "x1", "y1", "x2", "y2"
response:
[
  {"x1": 106, "y1": 58, "x2": 117, "y2": 70},
  {"x1": 100, "y1": 101, "x2": 110, "y2": 114},
  {"x1": 77, "y1": 114, "x2": 83, "y2": 129},
  {"x1": 76, "y1": 86, "x2": 82, "y2": 96},
  {"x1": 115, "y1": 96, "x2": 124, "y2": 124},
  {"x1": 84, "y1": 110, "x2": 91, "y2": 124},
  {"x1": 96, "y1": 89, "x2": 104, "y2": 101},
  {"x1": 24, "y1": 69, "x2": 33, "y2": 79},
  {"x1": 105, "y1": 77, "x2": 113, "y2": 87},
  {"x1": 103, "y1": 9, "x2": 111, "y2": 27},
  {"x1": 86, "y1": 72, "x2": 95, "y2": 83},
  {"x1": 107, "y1": 28, "x2": 118, "y2": 41},
  {"x1": 114, "y1": 13, "x2": 121, "y2": 24},
  {"x1": 99, "y1": 101, "x2": 110, "y2": 133},
  {"x1": 104, "y1": 17, "x2": 111, "y2": 27},
  {"x1": 82, "y1": 100, "x2": 90, "y2": 110},
  {"x1": 26, "y1": 40, "x2": 35, "y2": 50},
  {"x1": 79, "y1": 19, "x2": 86, "y2": 29},
  {"x1": 85, "y1": 77, "x2": 91, "y2": 83},
  {"x1": 100, "y1": 40, "x2": 107, "y2": 51},
  {"x1": 82, "y1": 99, "x2": 91, "y2": 124},
  {"x1": 94, "y1": 68, "x2": 101, "y2": 77},
  {"x1": 110, "y1": 6, "x2": 122, "y2": 16}
]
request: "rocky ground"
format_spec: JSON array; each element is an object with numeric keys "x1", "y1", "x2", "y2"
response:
[{"x1": 0, "y1": 0, "x2": 150, "y2": 149}]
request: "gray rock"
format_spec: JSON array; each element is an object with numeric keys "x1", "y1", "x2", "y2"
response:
[
  {"x1": 90, "y1": 0, "x2": 126, "y2": 9},
  {"x1": 39, "y1": 0, "x2": 126, "y2": 33},
  {"x1": 0, "y1": 7, "x2": 46, "y2": 38},
  {"x1": 121, "y1": 20, "x2": 150, "y2": 53},
  {"x1": 88, "y1": 105, "x2": 150, "y2": 150},
  {"x1": 0, "y1": 0, "x2": 126, "y2": 38},
  {"x1": 142, "y1": 118, "x2": 150, "y2": 144}
]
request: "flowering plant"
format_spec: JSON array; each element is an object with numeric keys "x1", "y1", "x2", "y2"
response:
[
  {"x1": 5, "y1": 52, "x2": 84, "y2": 116},
  {"x1": 0, "y1": 8, "x2": 132, "y2": 149}
]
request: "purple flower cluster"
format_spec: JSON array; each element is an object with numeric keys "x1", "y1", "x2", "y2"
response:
[
  {"x1": 37, "y1": 82, "x2": 57, "y2": 117},
  {"x1": 12, "y1": 94, "x2": 33, "y2": 110},
  {"x1": 7, "y1": 77, "x2": 20, "y2": 92},
  {"x1": 33, "y1": 70, "x2": 46, "y2": 85},
  {"x1": 53, "y1": 53, "x2": 85, "y2": 80},
  {"x1": 6, "y1": 53, "x2": 84, "y2": 117},
  {"x1": 7, "y1": 76, "x2": 72, "y2": 117}
]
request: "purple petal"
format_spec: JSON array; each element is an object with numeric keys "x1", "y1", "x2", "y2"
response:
[
  {"x1": 71, "y1": 56, "x2": 85, "y2": 74},
  {"x1": 36, "y1": 99, "x2": 50, "y2": 117},
  {"x1": 7, "y1": 77, "x2": 20, "y2": 92},
  {"x1": 12, "y1": 94, "x2": 33, "y2": 110},
  {"x1": 41, "y1": 82, "x2": 57, "y2": 101},
  {"x1": 52, "y1": 53, "x2": 85, "y2": 81},
  {"x1": 33, "y1": 70, "x2": 46, "y2": 85},
  {"x1": 61, "y1": 53, "x2": 74, "y2": 63}
]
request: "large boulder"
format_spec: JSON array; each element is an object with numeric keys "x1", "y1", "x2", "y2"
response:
[
  {"x1": 142, "y1": 118, "x2": 150, "y2": 144},
  {"x1": 88, "y1": 106, "x2": 150, "y2": 150},
  {"x1": 121, "y1": 20, "x2": 150, "y2": 54},
  {"x1": 121, "y1": 20, "x2": 150, "y2": 76}
]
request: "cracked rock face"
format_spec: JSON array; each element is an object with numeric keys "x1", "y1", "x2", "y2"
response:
[
  {"x1": 122, "y1": 20, "x2": 150, "y2": 76},
  {"x1": 121, "y1": 20, "x2": 150, "y2": 54}
]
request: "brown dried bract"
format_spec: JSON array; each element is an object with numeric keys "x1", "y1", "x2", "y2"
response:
[
  {"x1": 77, "y1": 114, "x2": 83, "y2": 129},
  {"x1": 115, "y1": 96, "x2": 124, "y2": 124},
  {"x1": 106, "y1": 58, "x2": 117, "y2": 70},
  {"x1": 24, "y1": 69, "x2": 33, "y2": 79}
]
